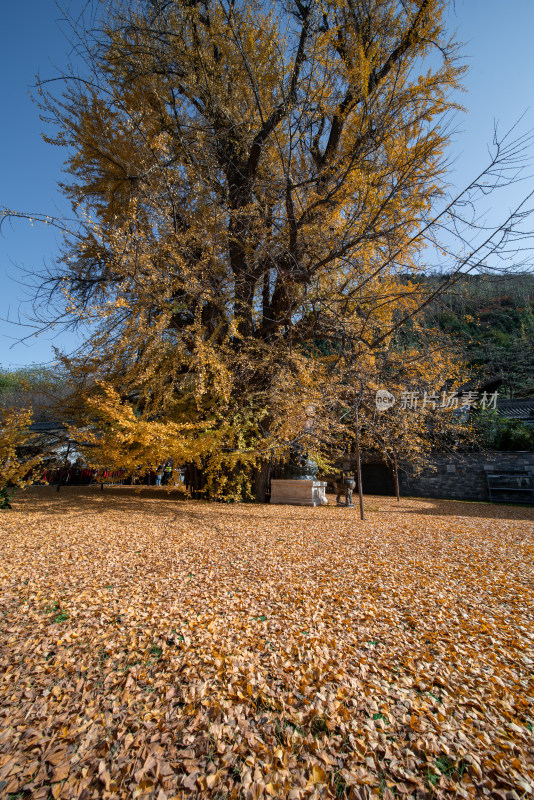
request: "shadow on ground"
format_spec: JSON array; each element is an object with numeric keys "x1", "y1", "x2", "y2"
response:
[{"x1": 11, "y1": 484, "x2": 534, "y2": 523}]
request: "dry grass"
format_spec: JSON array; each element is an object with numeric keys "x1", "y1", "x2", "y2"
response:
[{"x1": 0, "y1": 487, "x2": 533, "y2": 799}]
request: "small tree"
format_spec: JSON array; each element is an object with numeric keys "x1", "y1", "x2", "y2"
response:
[
  {"x1": 341, "y1": 333, "x2": 472, "y2": 499},
  {"x1": 0, "y1": 408, "x2": 42, "y2": 509}
]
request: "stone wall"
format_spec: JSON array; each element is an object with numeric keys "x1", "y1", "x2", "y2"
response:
[{"x1": 398, "y1": 452, "x2": 534, "y2": 501}]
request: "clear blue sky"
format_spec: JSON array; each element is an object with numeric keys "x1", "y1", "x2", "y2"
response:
[{"x1": 1, "y1": 0, "x2": 534, "y2": 369}]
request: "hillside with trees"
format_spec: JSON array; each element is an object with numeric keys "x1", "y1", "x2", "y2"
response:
[
  {"x1": 424, "y1": 272, "x2": 534, "y2": 398},
  {"x1": 0, "y1": 365, "x2": 68, "y2": 419}
]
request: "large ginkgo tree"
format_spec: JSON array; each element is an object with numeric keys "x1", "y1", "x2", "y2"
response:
[{"x1": 4, "y1": 0, "x2": 532, "y2": 498}]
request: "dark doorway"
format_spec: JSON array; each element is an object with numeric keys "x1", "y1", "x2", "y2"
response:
[{"x1": 361, "y1": 463, "x2": 395, "y2": 495}]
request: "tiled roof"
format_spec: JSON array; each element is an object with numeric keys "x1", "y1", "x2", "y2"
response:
[
  {"x1": 29, "y1": 421, "x2": 70, "y2": 433},
  {"x1": 497, "y1": 399, "x2": 534, "y2": 421}
]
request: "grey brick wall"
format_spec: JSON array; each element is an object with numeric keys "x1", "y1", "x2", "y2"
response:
[{"x1": 399, "y1": 452, "x2": 534, "y2": 501}]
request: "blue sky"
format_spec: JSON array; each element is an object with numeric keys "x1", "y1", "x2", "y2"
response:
[{"x1": 1, "y1": 0, "x2": 534, "y2": 368}]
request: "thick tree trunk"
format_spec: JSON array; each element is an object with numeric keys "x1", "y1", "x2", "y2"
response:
[{"x1": 254, "y1": 458, "x2": 271, "y2": 502}]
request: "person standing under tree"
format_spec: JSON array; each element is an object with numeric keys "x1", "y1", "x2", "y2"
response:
[{"x1": 163, "y1": 461, "x2": 173, "y2": 486}]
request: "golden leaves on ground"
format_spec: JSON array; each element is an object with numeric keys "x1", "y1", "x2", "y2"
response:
[{"x1": 0, "y1": 488, "x2": 533, "y2": 799}]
